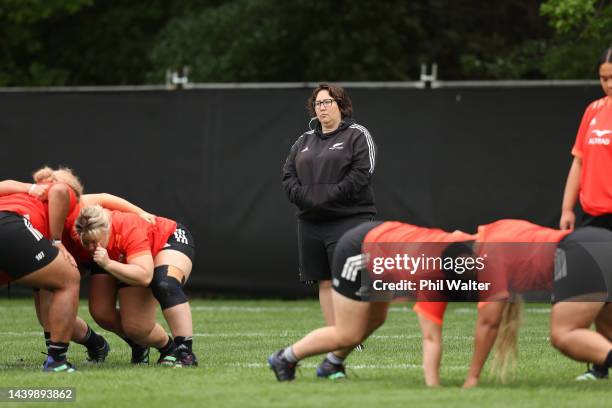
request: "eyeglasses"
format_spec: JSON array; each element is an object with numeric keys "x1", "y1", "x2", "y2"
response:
[{"x1": 313, "y1": 99, "x2": 335, "y2": 109}]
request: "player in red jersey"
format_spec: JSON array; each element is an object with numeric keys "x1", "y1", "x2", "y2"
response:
[
  {"x1": 560, "y1": 47, "x2": 612, "y2": 230},
  {"x1": 0, "y1": 180, "x2": 80, "y2": 372},
  {"x1": 74, "y1": 205, "x2": 197, "y2": 367},
  {"x1": 412, "y1": 220, "x2": 612, "y2": 387},
  {"x1": 267, "y1": 220, "x2": 475, "y2": 381},
  {"x1": 4, "y1": 167, "x2": 161, "y2": 364}
]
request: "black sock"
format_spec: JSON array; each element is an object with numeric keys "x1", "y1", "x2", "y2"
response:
[
  {"x1": 603, "y1": 349, "x2": 612, "y2": 369},
  {"x1": 75, "y1": 325, "x2": 105, "y2": 350},
  {"x1": 174, "y1": 336, "x2": 193, "y2": 352},
  {"x1": 593, "y1": 363, "x2": 608, "y2": 374},
  {"x1": 157, "y1": 336, "x2": 174, "y2": 355},
  {"x1": 48, "y1": 341, "x2": 69, "y2": 362},
  {"x1": 43, "y1": 331, "x2": 51, "y2": 348},
  {"x1": 121, "y1": 336, "x2": 137, "y2": 348}
]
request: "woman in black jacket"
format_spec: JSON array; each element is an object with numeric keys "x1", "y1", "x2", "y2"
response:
[{"x1": 282, "y1": 83, "x2": 377, "y2": 325}]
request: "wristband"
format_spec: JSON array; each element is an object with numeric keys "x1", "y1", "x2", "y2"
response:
[{"x1": 52, "y1": 239, "x2": 62, "y2": 245}]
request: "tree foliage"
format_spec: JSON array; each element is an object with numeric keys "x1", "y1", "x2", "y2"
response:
[
  {"x1": 1, "y1": 0, "x2": 609, "y2": 85},
  {"x1": 539, "y1": 0, "x2": 612, "y2": 78}
]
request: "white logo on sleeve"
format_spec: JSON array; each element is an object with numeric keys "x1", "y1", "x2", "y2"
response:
[
  {"x1": 590, "y1": 117, "x2": 597, "y2": 126},
  {"x1": 301, "y1": 146, "x2": 309, "y2": 152},
  {"x1": 35, "y1": 251, "x2": 45, "y2": 261},
  {"x1": 329, "y1": 142, "x2": 344, "y2": 150}
]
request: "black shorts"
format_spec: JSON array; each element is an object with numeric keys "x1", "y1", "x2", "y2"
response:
[
  {"x1": 297, "y1": 215, "x2": 374, "y2": 283},
  {"x1": 331, "y1": 221, "x2": 383, "y2": 301},
  {"x1": 0, "y1": 211, "x2": 58, "y2": 281},
  {"x1": 581, "y1": 213, "x2": 612, "y2": 231},
  {"x1": 161, "y1": 223, "x2": 195, "y2": 263},
  {"x1": 552, "y1": 226, "x2": 612, "y2": 303}
]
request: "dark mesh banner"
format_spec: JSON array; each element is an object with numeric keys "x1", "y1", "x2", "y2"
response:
[{"x1": 0, "y1": 85, "x2": 602, "y2": 296}]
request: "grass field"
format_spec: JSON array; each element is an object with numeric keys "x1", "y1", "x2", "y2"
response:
[{"x1": 0, "y1": 298, "x2": 609, "y2": 407}]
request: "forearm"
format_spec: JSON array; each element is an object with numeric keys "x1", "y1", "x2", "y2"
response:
[
  {"x1": 102, "y1": 260, "x2": 152, "y2": 287},
  {"x1": 47, "y1": 185, "x2": 70, "y2": 240},
  {"x1": 422, "y1": 337, "x2": 442, "y2": 386},
  {"x1": 561, "y1": 158, "x2": 581, "y2": 211},
  {"x1": 466, "y1": 324, "x2": 499, "y2": 381},
  {"x1": 0, "y1": 180, "x2": 32, "y2": 196},
  {"x1": 83, "y1": 193, "x2": 147, "y2": 215}
]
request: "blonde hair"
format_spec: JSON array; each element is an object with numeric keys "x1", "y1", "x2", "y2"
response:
[
  {"x1": 32, "y1": 166, "x2": 84, "y2": 198},
  {"x1": 75, "y1": 205, "x2": 110, "y2": 242},
  {"x1": 489, "y1": 296, "x2": 523, "y2": 383}
]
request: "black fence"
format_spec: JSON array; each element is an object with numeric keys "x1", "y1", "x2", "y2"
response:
[{"x1": 0, "y1": 84, "x2": 601, "y2": 297}]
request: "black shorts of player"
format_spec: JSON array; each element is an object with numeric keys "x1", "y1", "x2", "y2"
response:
[
  {"x1": 331, "y1": 221, "x2": 383, "y2": 301},
  {"x1": 552, "y1": 226, "x2": 612, "y2": 303},
  {"x1": 90, "y1": 223, "x2": 195, "y2": 288},
  {"x1": 581, "y1": 213, "x2": 612, "y2": 231},
  {"x1": 0, "y1": 211, "x2": 59, "y2": 281},
  {"x1": 161, "y1": 223, "x2": 195, "y2": 263},
  {"x1": 297, "y1": 215, "x2": 374, "y2": 283}
]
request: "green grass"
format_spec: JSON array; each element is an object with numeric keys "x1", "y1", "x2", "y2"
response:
[{"x1": 0, "y1": 298, "x2": 609, "y2": 407}]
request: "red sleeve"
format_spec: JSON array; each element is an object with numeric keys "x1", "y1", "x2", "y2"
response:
[{"x1": 571, "y1": 103, "x2": 594, "y2": 158}]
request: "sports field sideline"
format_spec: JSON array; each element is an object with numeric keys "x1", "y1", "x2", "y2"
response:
[{"x1": 0, "y1": 298, "x2": 608, "y2": 407}]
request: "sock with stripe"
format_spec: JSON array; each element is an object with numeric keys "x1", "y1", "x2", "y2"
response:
[
  {"x1": 174, "y1": 336, "x2": 193, "y2": 352},
  {"x1": 48, "y1": 341, "x2": 69, "y2": 362},
  {"x1": 75, "y1": 325, "x2": 105, "y2": 350}
]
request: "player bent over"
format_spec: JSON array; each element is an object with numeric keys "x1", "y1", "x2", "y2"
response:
[{"x1": 0, "y1": 184, "x2": 80, "y2": 372}]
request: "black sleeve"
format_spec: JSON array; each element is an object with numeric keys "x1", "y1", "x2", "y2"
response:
[
  {"x1": 335, "y1": 130, "x2": 376, "y2": 201},
  {"x1": 281, "y1": 136, "x2": 308, "y2": 208}
]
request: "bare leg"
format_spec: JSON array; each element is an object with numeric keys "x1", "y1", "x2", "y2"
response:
[
  {"x1": 318, "y1": 280, "x2": 335, "y2": 326},
  {"x1": 17, "y1": 255, "x2": 80, "y2": 343},
  {"x1": 118, "y1": 287, "x2": 168, "y2": 348},
  {"x1": 292, "y1": 291, "x2": 388, "y2": 359},
  {"x1": 154, "y1": 249, "x2": 194, "y2": 338},
  {"x1": 550, "y1": 302, "x2": 612, "y2": 365},
  {"x1": 89, "y1": 274, "x2": 125, "y2": 335},
  {"x1": 595, "y1": 303, "x2": 612, "y2": 341},
  {"x1": 418, "y1": 314, "x2": 443, "y2": 387}
]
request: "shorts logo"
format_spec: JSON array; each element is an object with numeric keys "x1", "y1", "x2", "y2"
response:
[
  {"x1": 554, "y1": 248, "x2": 567, "y2": 281},
  {"x1": 332, "y1": 278, "x2": 340, "y2": 287},
  {"x1": 35, "y1": 251, "x2": 45, "y2": 261},
  {"x1": 341, "y1": 254, "x2": 366, "y2": 282},
  {"x1": 23, "y1": 217, "x2": 43, "y2": 241},
  {"x1": 174, "y1": 228, "x2": 189, "y2": 245}
]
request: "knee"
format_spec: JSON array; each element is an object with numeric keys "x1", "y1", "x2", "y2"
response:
[
  {"x1": 336, "y1": 330, "x2": 363, "y2": 349},
  {"x1": 150, "y1": 265, "x2": 188, "y2": 310},
  {"x1": 89, "y1": 307, "x2": 116, "y2": 331},
  {"x1": 61, "y1": 265, "x2": 81, "y2": 288},
  {"x1": 550, "y1": 328, "x2": 568, "y2": 352}
]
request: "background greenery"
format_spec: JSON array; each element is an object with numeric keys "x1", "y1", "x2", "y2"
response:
[{"x1": 0, "y1": 0, "x2": 610, "y2": 86}]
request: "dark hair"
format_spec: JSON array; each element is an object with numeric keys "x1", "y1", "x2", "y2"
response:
[
  {"x1": 599, "y1": 47, "x2": 612, "y2": 66},
  {"x1": 307, "y1": 82, "x2": 353, "y2": 118}
]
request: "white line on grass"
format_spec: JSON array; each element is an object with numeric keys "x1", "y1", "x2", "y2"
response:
[
  {"x1": 453, "y1": 308, "x2": 551, "y2": 314},
  {"x1": 231, "y1": 362, "x2": 467, "y2": 370}
]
